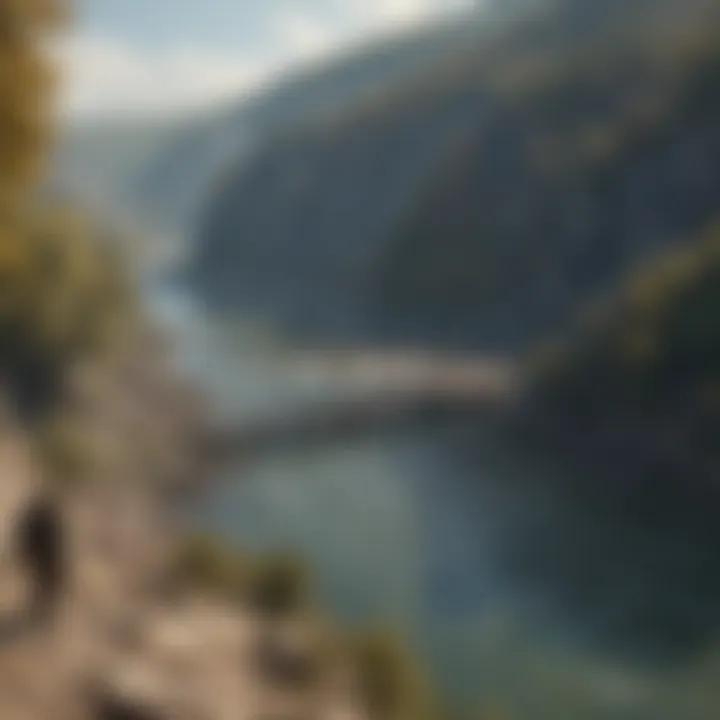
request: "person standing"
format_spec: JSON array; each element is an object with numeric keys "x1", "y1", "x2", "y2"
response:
[{"x1": 17, "y1": 492, "x2": 66, "y2": 624}]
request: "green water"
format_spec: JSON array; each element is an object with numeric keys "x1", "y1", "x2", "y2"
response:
[
  {"x1": 147, "y1": 286, "x2": 720, "y2": 719},
  {"x1": 149, "y1": 286, "x2": 429, "y2": 627}
]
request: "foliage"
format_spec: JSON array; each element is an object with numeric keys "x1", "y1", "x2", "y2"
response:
[
  {"x1": 0, "y1": 206, "x2": 134, "y2": 417},
  {"x1": 243, "y1": 551, "x2": 313, "y2": 618},
  {"x1": 0, "y1": 0, "x2": 66, "y2": 203},
  {"x1": 172, "y1": 535, "x2": 313, "y2": 618},
  {"x1": 351, "y1": 627, "x2": 438, "y2": 720},
  {"x1": 534, "y1": 223, "x2": 720, "y2": 405},
  {"x1": 0, "y1": 0, "x2": 135, "y2": 419},
  {"x1": 170, "y1": 533, "x2": 249, "y2": 598}
]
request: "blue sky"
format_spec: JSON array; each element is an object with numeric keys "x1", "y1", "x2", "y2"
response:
[{"x1": 58, "y1": 0, "x2": 475, "y2": 120}]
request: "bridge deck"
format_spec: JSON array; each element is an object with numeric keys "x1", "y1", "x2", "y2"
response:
[{"x1": 198, "y1": 351, "x2": 521, "y2": 473}]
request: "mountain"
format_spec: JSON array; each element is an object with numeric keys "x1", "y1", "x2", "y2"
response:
[
  {"x1": 55, "y1": 0, "x2": 720, "y2": 669},
  {"x1": 190, "y1": 0, "x2": 720, "y2": 351},
  {"x1": 185, "y1": 0, "x2": 720, "y2": 662},
  {"x1": 52, "y1": 0, "x2": 538, "y2": 249}
]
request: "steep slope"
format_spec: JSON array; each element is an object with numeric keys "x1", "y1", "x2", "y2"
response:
[
  {"x1": 425, "y1": 224, "x2": 720, "y2": 662},
  {"x1": 191, "y1": 0, "x2": 720, "y2": 350},
  {"x1": 0, "y1": 314, "x2": 440, "y2": 720},
  {"x1": 53, "y1": 0, "x2": 536, "y2": 246},
  {"x1": 374, "y1": 0, "x2": 720, "y2": 350}
]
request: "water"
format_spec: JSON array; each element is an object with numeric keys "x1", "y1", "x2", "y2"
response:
[
  {"x1": 146, "y1": 284, "x2": 720, "y2": 719},
  {"x1": 147, "y1": 283, "x2": 517, "y2": 714},
  {"x1": 148, "y1": 284, "x2": 432, "y2": 628}
]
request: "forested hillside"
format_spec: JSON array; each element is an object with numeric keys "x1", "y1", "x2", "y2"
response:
[
  {"x1": 426, "y1": 224, "x2": 720, "y2": 665},
  {"x1": 191, "y1": 0, "x2": 720, "y2": 350}
]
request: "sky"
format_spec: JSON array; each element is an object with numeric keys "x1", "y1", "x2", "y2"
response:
[{"x1": 56, "y1": 0, "x2": 476, "y2": 121}]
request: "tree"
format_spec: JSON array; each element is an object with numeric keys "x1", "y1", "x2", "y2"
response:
[
  {"x1": 0, "y1": 0, "x2": 133, "y2": 419},
  {"x1": 0, "y1": 0, "x2": 65, "y2": 208}
]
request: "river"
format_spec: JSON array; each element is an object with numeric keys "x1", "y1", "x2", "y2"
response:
[
  {"x1": 146, "y1": 283, "x2": 508, "y2": 705},
  {"x1": 145, "y1": 284, "x2": 715, "y2": 718}
]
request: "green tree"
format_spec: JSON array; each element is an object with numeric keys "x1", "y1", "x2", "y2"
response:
[
  {"x1": 352, "y1": 628, "x2": 438, "y2": 720},
  {"x1": 0, "y1": 0, "x2": 133, "y2": 418}
]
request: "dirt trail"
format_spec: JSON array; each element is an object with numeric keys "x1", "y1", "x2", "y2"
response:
[{"x1": 0, "y1": 337, "x2": 374, "y2": 720}]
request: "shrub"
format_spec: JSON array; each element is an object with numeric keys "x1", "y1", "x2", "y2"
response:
[
  {"x1": 171, "y1": 533, "x2": 248, "y2": 598},
  {"x1": 0, "y1": 0, "x2": 136, "y2": 421},
  {"x1": 243, "y1": 552, "x2": 313, "y2": 618},
  {"x1": 0, "y1": 212, "x2": 134, "y2": 418},
  {"x1": 351, "y1": 628, "x2": 437, "y2": 720}
]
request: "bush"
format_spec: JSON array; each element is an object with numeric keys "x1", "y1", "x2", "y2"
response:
[
  {"x1": 171, "y1": 533, "x2": 248, "y2": 598},
  {"x1": 530, "y1": 223, "x2": 720, "y2": 410},
  {"x1": 0, "y1": 206, "x2": 135, "y2": 419},
  {"x1": 171, "y1": 537, "x2": 314, "y2": 619},
  {"x1": 243, "y1": 552, "x2": 313, "y2": 618},
  {"x1": 351, "y1": 628, "x2": 437, "y2": 720},
  {"x1": 0, "y1": 0, "x2": 135, "y2": 421}
]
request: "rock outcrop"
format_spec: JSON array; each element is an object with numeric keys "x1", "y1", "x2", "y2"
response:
[{"x1": 0, "y1": 321, "x2": 435, "y2": 720}]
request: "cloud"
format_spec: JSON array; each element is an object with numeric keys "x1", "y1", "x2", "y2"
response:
[
  {"x1": 339, "y1": 0, "x2": 474, "y2": 32},
  {"x1": 273, "y1": 11, "x2": 336, "y2": 63},
  {"x1": 55, "y1": 0, "x2": 475, "y2": 121},
  {"x1": 53, "y1": 36, "x2": 263, "y2": 121},
  {"x1": 347, "y1": 0, "x2": 438, "y2": 27}
]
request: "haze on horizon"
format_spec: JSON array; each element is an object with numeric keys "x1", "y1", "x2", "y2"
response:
[{"x1": 57, "y1": 0, "x2": 478, "y2": 123}]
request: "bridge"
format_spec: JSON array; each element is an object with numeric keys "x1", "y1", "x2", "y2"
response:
[{"x1": 197, "y1": 350, "x2": 523, "y2": 474}]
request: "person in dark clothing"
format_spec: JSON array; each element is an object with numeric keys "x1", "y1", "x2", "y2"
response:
[
  {"x1": 90, "y1": 692, "x2": 163, "y2": 720},
  {"x1": 253, "y1": 630, "x2": 323, "y2": 691},
  {"x1": 17, "y1": 495, "x2": 66, "y2": 623}
]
